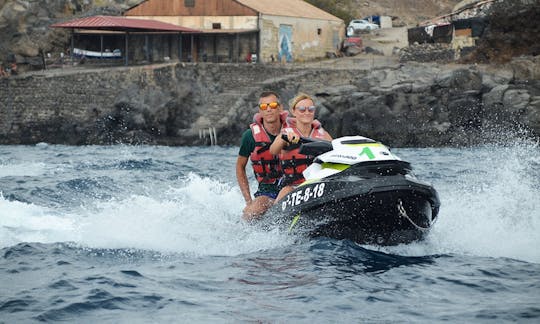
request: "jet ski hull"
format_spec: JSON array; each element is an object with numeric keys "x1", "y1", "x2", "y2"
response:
[{"x1": 267, "y1": 172, "x2": 439, "y2": 245}]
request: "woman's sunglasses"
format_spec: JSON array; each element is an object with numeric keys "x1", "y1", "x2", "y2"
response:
[
  {"x1": 259, "y1": 102, "x2": 279, "y2": 110},
  {"x1": 295, "y1": 105, "x2": 316, "y2": 113}
]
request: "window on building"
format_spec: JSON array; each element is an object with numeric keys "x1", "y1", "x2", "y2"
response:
[
  {"x1": 184, "y1": 0, "x2": 195, "y2": 7},
  {"x1": 317, "y1": 28, "x2": 322, "y2": 35},
  {"x1": 212, "y1": 23, "x2": 221, "y2": 29}
]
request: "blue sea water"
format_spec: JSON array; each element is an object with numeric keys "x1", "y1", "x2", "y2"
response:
[{"x1": 1, "y1": 141, "x2": 540, "y2": 322}]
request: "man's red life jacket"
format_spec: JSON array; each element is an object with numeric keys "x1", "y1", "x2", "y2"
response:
[
  {"x1": 279, "y1": 117, "x2": 328, "y2": 185},
  {"x1": 249, "y1": 112, "x2": 288, "y2": 184}
]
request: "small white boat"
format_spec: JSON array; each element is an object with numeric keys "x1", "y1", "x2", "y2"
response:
[{"x1": 73, "y1": 48, "x2": 122, "y2": 58}]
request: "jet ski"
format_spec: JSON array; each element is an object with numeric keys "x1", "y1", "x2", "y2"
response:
[{"x1": 265, "y1": 136, "x2": 440, "y2": 245}]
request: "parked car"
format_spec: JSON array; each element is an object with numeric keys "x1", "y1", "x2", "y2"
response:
[{"x1": 348, "y1": 19, "x2": 379, "y2": 31}]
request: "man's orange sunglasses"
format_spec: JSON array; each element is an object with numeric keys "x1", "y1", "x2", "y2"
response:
[{"x1": 259, "y1": 102, "x2": 279, "y2": 110}]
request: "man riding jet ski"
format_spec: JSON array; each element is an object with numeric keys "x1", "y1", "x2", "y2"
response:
[{"x1": 265, "y1": 136, "x2": 440, "y2": 245}]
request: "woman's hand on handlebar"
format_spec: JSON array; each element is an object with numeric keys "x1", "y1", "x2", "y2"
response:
[{"x1": 281, "y1": 129, "x2": 299, "y2": 145}]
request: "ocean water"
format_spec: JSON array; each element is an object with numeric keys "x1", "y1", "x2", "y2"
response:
[{"x1": 1, "y1": 141, "x2": 539, "y2": 322}]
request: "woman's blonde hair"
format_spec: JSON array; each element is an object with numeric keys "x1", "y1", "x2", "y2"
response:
[{"x1": 289, "y1": 93, "x2": 314, "y2": 110}]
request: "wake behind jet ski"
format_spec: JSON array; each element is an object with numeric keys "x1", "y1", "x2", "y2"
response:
[{"x1": 265, "y1": 136, "x2": 440, "y2": 245}]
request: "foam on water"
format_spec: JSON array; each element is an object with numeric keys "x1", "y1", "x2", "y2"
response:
[
  {"x1": 77, "y1": 173, "x2": 294, "y2": 255},
  {"x1": 433, "y1": 144, "x2": 539, "y2": 261},
  {"x1": 0, "y1": 195, "x2": 77, "y2": 247},
  {"x1": 0, "y1": 161, "x2": 48, "y2": 178},
  {"x1": 1, "y1": 174, "x2": 293, "y2": 256},
  {"x1": 385, "y1": 140, "x2": 540, "y2": 263},
  {"x1": 1, "y1": 141, "x2": 539, "y2": 262}
]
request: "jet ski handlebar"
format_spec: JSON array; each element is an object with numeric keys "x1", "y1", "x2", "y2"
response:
[
  {"x1": 281, "y1": 134, "x2": 333, "y2": 155},
  {"x1": 299, "y1": 139, "x2": 333, "y2": 156}
]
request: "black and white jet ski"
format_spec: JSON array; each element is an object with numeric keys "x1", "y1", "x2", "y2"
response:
[{"x1": 266, "y1": 136, "x2": 440, "y2": 245}]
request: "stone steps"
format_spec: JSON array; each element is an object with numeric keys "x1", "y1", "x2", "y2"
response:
[{"x1": 195, "y1": 70, "x2": 312, "y2": 134}]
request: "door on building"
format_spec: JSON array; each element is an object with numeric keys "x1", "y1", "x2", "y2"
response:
[
  {"x1": 333, "y1": 30, "x2": 341, "y2": 53},
  {"x1": 278, "y1": 24, "x2": 293, "y2": 63}
]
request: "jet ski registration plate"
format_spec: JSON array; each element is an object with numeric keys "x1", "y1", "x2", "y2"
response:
[{"x1": 281, "y1": 183, "x2": 326, "y2": 211}]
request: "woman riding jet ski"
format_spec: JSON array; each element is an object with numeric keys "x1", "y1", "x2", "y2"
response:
[{"x1": 265, "y1": 135, "x2": 440, "y2": 245}]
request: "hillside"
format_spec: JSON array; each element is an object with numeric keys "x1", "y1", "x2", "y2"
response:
[
  {"x1": 348, "y1": 0, "x2": 462, "y2": 25},
  {"x1": 0, "y1": 0, "x2": 537, "y2": 67},
  {"x1": 307, "y1": 0, "x2": 462, "y2": 26},
  {"x1": 0, "y1": 0, "x2": 463, "y2": 66}
]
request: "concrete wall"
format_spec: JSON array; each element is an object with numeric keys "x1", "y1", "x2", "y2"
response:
[
  {"x1": 133, "y1": 15, "x2": 344, "y2": 63},
  {"x1": 259, "y1": 15, "x2": 344, "y2": 62},
  {"x1": 0, "y1": 63, "x2": 295, "y2": 145},
  {"x1": 380, "y1": 16, "x2": 393, "y2": 29}
]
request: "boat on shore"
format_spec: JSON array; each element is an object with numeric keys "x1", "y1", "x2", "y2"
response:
[{"x1": 72, "y1": 48, "x2": 122, "y2": 59}]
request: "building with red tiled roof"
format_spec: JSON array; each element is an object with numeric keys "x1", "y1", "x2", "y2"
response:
[
  {"x1": 52, "y1": 15, "x2": 201, "y2": 65},
  {"x1": 125, "y1": 0, "x2": 345, "y2": 63}
]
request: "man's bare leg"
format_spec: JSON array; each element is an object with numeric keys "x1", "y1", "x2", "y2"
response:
[
  {"x1": 274, "y1": 185, "x2": 294, "y2": 203},
  {"x1": 242, "y1": 196, "x2": 274, "y2": 221}
]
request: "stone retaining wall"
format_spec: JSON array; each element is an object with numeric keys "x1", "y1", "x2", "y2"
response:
[
  {"x1": 1, "y1": 60, "x2": 539, "y2": 147},
  {"x1": 0, "y1": 63, "x2": 295, "y2": 145}
]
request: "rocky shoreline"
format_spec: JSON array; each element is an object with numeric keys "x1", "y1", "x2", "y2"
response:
[
  {"x1": 1, "y1": 56, "x2": 539, "y2": 147},
  {"x1": 1, "y1": 0, "x2": 539, "y2": 147}
]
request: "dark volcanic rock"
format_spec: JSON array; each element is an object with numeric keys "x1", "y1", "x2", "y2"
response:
[
  {"x1": 464, "y1": 0, "x2": 540, "y2": 63},
  {"x1": 1, "y1": 59, "x2": 539, "y2": 147},
  {"x1": 0, "y1": 0, "x2": 143, "y2": 69}
]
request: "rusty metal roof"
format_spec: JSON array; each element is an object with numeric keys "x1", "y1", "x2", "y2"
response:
[{"x1": 51, "y1": 15, "x2": 200, "y2": 33}]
